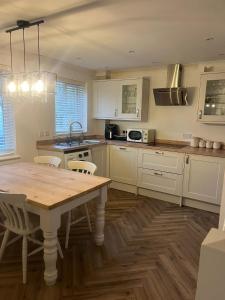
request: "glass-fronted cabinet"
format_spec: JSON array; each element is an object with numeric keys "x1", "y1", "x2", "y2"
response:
[{"x1": 198, "y1": 72, "x2": 225, "y2": 123}]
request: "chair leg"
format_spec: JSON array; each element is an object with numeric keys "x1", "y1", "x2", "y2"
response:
[
  {"x1": 65, "y1": 211, "x2": 71, "y2": 249},
  {"x1": 84, "y1": 204, "x2": 92, "y2": 233},
  {"x1": 22, "y1": 236, "x2": 28, "y2": 284},
  {"x1": 0, "y1": 229, "x2": 10, "y2": 261},
  {"x1": 57, "y1": 239, "x2": 63, "y2": 259}
]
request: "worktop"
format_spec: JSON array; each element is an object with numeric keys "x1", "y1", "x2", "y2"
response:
[{"x1": 37, "y1": 139, "x2": 225, "y2": 158}]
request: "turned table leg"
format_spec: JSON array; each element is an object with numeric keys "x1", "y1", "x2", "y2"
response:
[
  {"x1": 95, "y1": 186, "x2": 107, "y2": 246},
  {"x1": 40, "y1": 209, "x2": 61, "y2": 286}
]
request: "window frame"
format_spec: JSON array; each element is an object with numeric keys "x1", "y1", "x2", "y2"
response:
[{"x1": 54, "y1": 78, "x2": 88, "y2": 137}]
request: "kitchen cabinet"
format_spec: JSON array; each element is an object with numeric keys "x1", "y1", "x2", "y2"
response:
[
  {"x1": 138, "y1": 168, "x2": 183, "y2": 196},
  {"x1": 183, "y1": 154, "x2": 225, "y2": 205},
  {"x1": 93, "y1": 78, "x2": 149, "y2": 121},
  {"x1": 91, "y1": 145, "x2": 107, "y2": 177},
  {"x1": 198, "y1": 72, "x2": 225, "y2": 123},
  {"x1": 138, "y1": 149, "x2": 185, "y2": 174},
  {"x1": 109, "y1": 145, "x2": 138, "y2": 185}
]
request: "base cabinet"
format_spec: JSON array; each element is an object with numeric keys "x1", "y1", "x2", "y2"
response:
[
  {"x1": 183, "y1": 154, "x2": 225, "y2": 205},
  {"x1": 91, "y1": 145, "x2": 107, "y2": 177},
  {"x1": 138, "y1": 168, "x2": 183, "y2": 196},
  {"x1": 109, "y1": 145, "x2": 138, "y2": 185}
]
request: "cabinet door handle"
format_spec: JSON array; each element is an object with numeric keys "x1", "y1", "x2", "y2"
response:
[
  {"x1": 186, "y1": 155, "x2": 189, "y2": 164},
  {"x1": 119, "y1": 147, "x2": 127, "y2": 150},
  {"x1": 155, "y1": 151, "x2": 164, "y2": 155},
  {"x1": 136, "y1": 108, "x2": 139, "y2": 118},
  {"x1": 198, "y1": 110, "x2": 202, "y2": 119},
  {"x1": 114, "y1": 108, "x2": 117, "y2": 117},
  {"x1": 154, "y1": 172, "x2": 163, "y2": 176}
]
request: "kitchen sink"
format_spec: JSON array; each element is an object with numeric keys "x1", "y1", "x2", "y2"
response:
[{"x1": 56, "y1": 140, "x2": 101, "y2": 148}]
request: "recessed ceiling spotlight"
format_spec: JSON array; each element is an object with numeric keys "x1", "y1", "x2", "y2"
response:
[
  {"x1": 205, "y1": 37, "x2": 214, "y2": 41},
  {"x1": 128, "y1": 50, "x2": 135, "y2": 54}
]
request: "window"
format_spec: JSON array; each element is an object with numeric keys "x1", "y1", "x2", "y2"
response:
[
  {"x1": 0, "y1": 95, "x2": 16, "y2": 155},
  {"x1": 55, "y1": 81, "x2": 87, "y2": 134}
]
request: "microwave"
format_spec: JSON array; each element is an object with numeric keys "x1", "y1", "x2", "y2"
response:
[{"x1": 127, "y1": 129, "x2": 156, "y2": 143}]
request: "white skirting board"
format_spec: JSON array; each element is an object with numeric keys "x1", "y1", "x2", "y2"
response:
[{"x1": 110, "y1": 181, "x2": 220, "y2": 214}]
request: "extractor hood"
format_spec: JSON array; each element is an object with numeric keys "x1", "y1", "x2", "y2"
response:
[{"x1": 153, "y1": 64, "x2": 188, "y2": 106}]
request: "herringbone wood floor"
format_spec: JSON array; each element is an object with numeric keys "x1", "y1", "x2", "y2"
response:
[{"x1": 0, "y1": 189, "x2": 218, "y2": 300}]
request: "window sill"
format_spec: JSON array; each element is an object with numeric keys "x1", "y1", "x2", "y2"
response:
[{"x1": 0, "y1": 154, "x2": 21, "y2": 163}]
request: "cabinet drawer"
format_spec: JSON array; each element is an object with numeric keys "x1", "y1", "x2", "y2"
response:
[
  {"x1": 138, "y1": 149, "x2": 184, "y2": 174},
  {"x1": 137, "y1": 168, "x2": 183, "y2": 196}
]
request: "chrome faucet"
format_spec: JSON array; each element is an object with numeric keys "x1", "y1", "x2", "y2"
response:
[{"x1": 69, "y1": 121, "x2": 84, "y2": 145}]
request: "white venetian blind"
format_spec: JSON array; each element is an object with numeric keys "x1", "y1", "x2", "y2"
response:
[
  {"x1": 55, "y1": 80, "x2": 87, "y2": 134},
  {"x1": 0, "y1": 95, "x2": 16, "y2": 155}
]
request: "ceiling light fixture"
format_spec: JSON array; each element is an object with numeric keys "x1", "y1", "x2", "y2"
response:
[{"x1": 1, "y1": 20, "x2": 56, "y2": 101}]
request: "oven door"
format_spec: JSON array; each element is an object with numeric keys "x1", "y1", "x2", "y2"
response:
[{"x1": 127, "y1": 130, "x2": 143, "y2": 142}]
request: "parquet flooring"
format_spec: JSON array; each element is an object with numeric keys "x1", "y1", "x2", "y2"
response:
[{"x1": 0, "y1": 189, "x2": 218, "y2": 300}]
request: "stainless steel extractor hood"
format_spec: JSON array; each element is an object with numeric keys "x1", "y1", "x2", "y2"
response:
[{"x1": 153, "y1": 64, "x2": 188, "y2": 106}]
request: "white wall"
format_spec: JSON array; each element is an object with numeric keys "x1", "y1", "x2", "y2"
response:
[
  {"x1": 0, "y1": 50, "x2": 95, "y2": 161},
  {"x1": 94, "y1": 60, "x2": 225, "y2": 143}
]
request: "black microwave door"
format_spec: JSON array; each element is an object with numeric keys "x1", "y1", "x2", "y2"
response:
[{"x1": 128, "y1": 131, "x2": 142, "y2": 141}]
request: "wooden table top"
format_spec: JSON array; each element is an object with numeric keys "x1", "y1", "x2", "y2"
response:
[{"x1": 0, "y1": 162, "x2": 111, "y2": 210}]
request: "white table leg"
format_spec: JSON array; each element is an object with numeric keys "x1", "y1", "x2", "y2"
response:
[
  {"x1": 40, "y1": 209, "x2": 61, "y2": 286},
  {"x1": 95, "y1": 186, "x2": 107, "y2": 246}
]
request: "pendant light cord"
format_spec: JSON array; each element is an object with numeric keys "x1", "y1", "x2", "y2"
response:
[
  {"x1": 22, "y1": 28, "x2": 26, "y2": 72},
  {"x1": 37, "y1": 24, "x2": 41, "y2": 74},
  {"x1": 9, "y1": 32, "x2": 13, "y2": 73}
]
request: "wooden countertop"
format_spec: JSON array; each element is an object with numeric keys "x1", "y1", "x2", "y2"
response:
[
  {"x1": 37, "y1": 139, "x2": 225, "y2": 158},
  {"x1": 0, "y1": 162, "x2": 111, "y2": 210}
]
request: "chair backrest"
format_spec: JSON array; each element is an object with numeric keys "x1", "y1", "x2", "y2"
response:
[
  {"x1": 34, "y1": 155, "x2": 61, "y2": 168},
  {"x1": 67, "y1": 161, "x2": 97, "y2": 175},
  {"x1": 0, "y1": 193, "x2": 31, "y2": 234}
]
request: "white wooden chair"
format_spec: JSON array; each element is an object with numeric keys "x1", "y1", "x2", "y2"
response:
[
  {"x1": 0, "y1": 193, "x2": 63, "y2": 284},
  {"x1": 34, "y1": 155, "x2": 61, "y2": 168},
  {"x1": 65, "y1": 161, "x2": 97, "y2": 249}
]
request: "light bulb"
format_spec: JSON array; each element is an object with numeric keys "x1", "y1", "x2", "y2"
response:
[
  {"x1": 7, "y1": 81, "x2": 16, "y2": 93},
  {"x1": 21, "y1": 80, "x2": 30, "y2": 92},
  {"x1": 32, "y1": 79, "x2": 44, "y2": 93}
]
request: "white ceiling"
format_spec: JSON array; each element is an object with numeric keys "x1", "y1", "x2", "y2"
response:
[{"x1": 0, "y1": 0, "x2": 225, "y2": 70}]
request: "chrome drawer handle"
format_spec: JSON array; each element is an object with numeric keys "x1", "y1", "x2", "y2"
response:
[
  {"x1": 119, "y1": 147, "x2": 127, "y2": 150},
  {"x1": 155, "y1": 151, "x2": 164, "y2": 155},
  {"x1": 154, "y1": 172, "x2": 163, "y2": 176}
]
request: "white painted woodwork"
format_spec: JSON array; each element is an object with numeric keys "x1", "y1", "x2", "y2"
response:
[
  {"x1": 198, "y1": 72, "x2": 225, "y2": 124},
  {"x1": 183, "y1": 154, "x2": 225, "y2": 205},
  {"x1": 138, "y1": 149, "x2": 185, "y2": 174},
  {"x1": 137, "y1": 168, "x2": 183, "y2": 196},
  {"x1": 91, "y1": 145, "x2": 107, "y2": 177},
  {"x1": 0, "y1": 162, "x2": 110, "y2": 286},
  {"x1": 109, "y1": 145, "x2": 138, "y2": 185},
  {"x1": 93, "y1": 80, "x2": 121, "y2": 119},
  {"x1": 219, "y1": 176, "x2": 225, "y2": 229},
  {"x1": 93, "y1": 78, "x2": 149, "y2": 121}
]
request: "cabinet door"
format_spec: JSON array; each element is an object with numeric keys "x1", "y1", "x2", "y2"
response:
[
  {"x1": 183, "y1": 154, "x2": 225, "y2": 204},
  {"x1": 198, "y1": 72, "x2": 225, "y2": 123},
  {"x1": 109, "y1": 145, "x2": 138, "y2": 185},
  {"x1": 117, "y1": 79, "x2": 142, "y2": 120},
  {"x1": 138, "y1": 168, "x2": 183, "y2": 196},
  {"x1": 138, "y1": 149, "x2": 185, "y2": 174},
  {"x1": 93, "y1": 80, "x2": 121, "y2": 119},
  {"x1": 91, "y1": 145, "x2": 107, "y2": 177}
]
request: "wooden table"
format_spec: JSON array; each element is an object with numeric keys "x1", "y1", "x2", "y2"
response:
[{"x1": 0, "y1": 162, "x2": 111, "y2": 286}]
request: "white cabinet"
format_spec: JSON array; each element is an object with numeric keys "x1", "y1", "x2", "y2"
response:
[
  {"x1": 93, "y1": 78, "x2": 149, "y2": 121},
  {"x1": 138, "y1": 149, "x2": 185, "y2": 174},
  {"x1": 109, "y1": 145, "x2": 138, "y2": 185},
  {"x1": 91, "y1": 145, "x2": 107, "y2": 177},
  {"x1": 198, "y1": 72, "x2": 225, "y2": 124},
  {"x1": 93, "y1": 80, "x2": 121, "y2": 119},
  {"x1": 138, "y1": 168, "x2": 183, "y2": 196},
  {"x1": 183, "y1": 154, "x2": 225, "y2": 205}
]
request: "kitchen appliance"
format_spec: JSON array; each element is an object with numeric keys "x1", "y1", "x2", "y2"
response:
[
  {"x1": 127, "y1": 129, "x2": 156, "y2": 143},
  {"x1": 153, "y1": 64, "x2": 188, "y2": 106},
  {"x1": 105, "y1": 124, "x2": 119, "y2": 140},
  {"x1": 64, "y1": 149, "x2": 92, "y2": 169}
]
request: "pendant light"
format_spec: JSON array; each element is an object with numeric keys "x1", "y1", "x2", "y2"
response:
[
  {"x1": 7, "y1": 32, "x2": 17, "y2": 93},
  {"x1": 20, "y1": 27, "x2": 30, "y2": 93}
]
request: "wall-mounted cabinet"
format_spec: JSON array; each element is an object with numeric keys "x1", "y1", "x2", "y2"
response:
[
  {"x1": 93, "y1": 78, "x2": 149, "y2": 121},
  {"x1": 198, "y1": 72, "x2": 225, "y2": 124}
]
